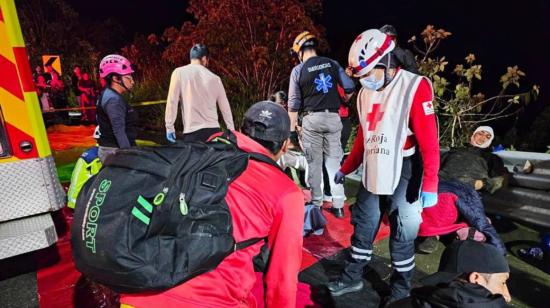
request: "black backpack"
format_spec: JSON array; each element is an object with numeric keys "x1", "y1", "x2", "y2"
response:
[{"x1": 71, "y1": 132, "x2": 281, "y2": 293}]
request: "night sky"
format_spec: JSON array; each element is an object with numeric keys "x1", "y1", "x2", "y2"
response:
[{"x1": 68, "y1": 0, "x2": 549, "y2": 130}]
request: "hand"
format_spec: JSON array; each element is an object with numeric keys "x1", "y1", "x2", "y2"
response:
[
  {"x1": 420, "y1": 192, "x2": 438, "y2": 208},
  {"x1": 166, "y1": 132, "x2": 176, "y2": 143},
  {"x1": 345, "y1": 67, "x2": 353, "y2": 77},
  {"x1": 474, "y1": 180, "x2": 484, "y2": 190},
  {"x1": 334, "y1": 171, "x2": 345, "y2": 184}
]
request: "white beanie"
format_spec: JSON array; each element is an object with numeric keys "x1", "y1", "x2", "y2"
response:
[{"x1": 470, "y1": 126, "x2": 494, "y2": 149}]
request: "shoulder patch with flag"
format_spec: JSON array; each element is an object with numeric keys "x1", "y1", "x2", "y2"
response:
[{"x1": 422, "y1": 101, "x2": 435, "y2": 115}]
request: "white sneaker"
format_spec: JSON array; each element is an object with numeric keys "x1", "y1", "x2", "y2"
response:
[{"x1": 323, "y1": 194, "x2": 333, "y2": 202}]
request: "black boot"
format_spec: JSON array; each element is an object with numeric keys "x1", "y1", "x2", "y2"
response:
[
  {"x1": 327, "y1": 279, "x2": 364, "y2": 296},
  {"x1": 417, "y1": 236, "x2": 439, "y2": 254}
]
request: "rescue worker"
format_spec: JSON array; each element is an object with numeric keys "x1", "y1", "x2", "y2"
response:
[
  {"x1": 96, "y1": 54, "x2": 138, "y2": 163},
  {"x1": 120, "y1": 101, "x2": 304, "y2": 307},
  {"x1": 328, "y1": 29, "x2": 440, "y2": 303},
  {"x1": 288, "y1": 31, "x2": 355, "y2": 218},
  {"x1": 165, "y1": 43, "x2": 235, "y2": 143}
]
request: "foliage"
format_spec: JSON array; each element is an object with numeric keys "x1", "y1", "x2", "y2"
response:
[
  {"x1": 409, "y1": 25, "x2": 540, "y2": 147},
  {"x1": 157, "y1": 0, "x2": 327, "y2": 127},
  {"x1": 17, "y1": 0, "x2": 124, "y2": 86},
  {"x1": 121, "y1": 34, "x2": 172, "y2": 98}
]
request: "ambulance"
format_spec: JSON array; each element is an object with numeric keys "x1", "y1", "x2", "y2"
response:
[{"x1": 0, "y1": 0, "x2": 65, "y2": 259}]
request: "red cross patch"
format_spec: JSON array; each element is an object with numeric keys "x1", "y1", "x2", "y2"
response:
[{"x1": 422, "y1": 101, "x2": 435, "y2": 115}]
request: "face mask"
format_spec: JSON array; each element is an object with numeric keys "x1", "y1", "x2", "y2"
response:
[{"x1": 359, "y1": 74, "x2": 384, "y2": 91}]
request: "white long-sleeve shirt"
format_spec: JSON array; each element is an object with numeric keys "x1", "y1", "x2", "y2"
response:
[{"x1": 165, "y1": 64, "x2": 235, "y2": 134}]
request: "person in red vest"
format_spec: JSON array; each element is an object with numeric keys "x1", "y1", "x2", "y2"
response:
[{"x1": 328, "y1": 29, "x2": 440, "y2": 304}]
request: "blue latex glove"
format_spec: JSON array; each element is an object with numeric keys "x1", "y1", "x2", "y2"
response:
[
  {"x1": 334, "y1": 171, "x2": 345, "y2": 184},
  {"x1": 166, "y1": 132, "x2": 176, "y2": 143},
  {"x1": 420, "y1": 192, "x2": 438, "y2": 208}
]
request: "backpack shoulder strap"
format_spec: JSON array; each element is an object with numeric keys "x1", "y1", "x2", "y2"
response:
[
  {"x1": 210, "y1": 131, "x2": 284, "y2": 174},
  {"x1": 248, "y1": 152, "x2": 284, "y2": 173},
  {"x1": 234, "y1": 237, "x2": 264, "y2": 251}
]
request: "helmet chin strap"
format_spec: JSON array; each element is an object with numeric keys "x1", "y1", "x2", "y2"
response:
[
  {"x1": 383, "y1": 53, "x2": 393, "y2": 87},
  {"x1": 115, "y1": 77, "x2": 131, "y2": 92}
]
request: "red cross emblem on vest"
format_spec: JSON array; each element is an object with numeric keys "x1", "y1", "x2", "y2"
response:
[{"x1": 366, "y1": 103, "x2": 384, "y2": 131}]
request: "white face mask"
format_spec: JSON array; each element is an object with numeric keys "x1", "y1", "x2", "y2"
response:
[{"x1": 359, "y1": 74, "x2": 384, "y2": 91}]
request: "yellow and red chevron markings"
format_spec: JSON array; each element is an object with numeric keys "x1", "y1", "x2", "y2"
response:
[{"x1": 0, "y1": 0, "x2": 51, "y2": 162}]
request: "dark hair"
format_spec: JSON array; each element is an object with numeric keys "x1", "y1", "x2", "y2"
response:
[
  {"x1": 301, "y1": 39, "x2": 317, "y2": 53},
  {"x1": 380, "y1": 24, "x2": 398, "y2": 37},
  {"x1": 104, "y1": 73, "x2": 121, "y2": 86},
  {"x1": 249, "y1": 136, "x2": 284, "y2": 154},
  {"x1": 190, "y1": 44, "x2": 209, "y2": 60},
  {"x1": 269, "y1": 91, "x2": 287, "y2": 104}
]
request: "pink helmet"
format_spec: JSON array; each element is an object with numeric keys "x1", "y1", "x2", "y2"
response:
[{"x1": 99, "y1": 54, "x2": 134, "y2": 78}]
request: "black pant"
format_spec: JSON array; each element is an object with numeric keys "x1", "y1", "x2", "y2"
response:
[
  {"x1": 182, "y1": 127, "x2": 221, "y2": 143},
  {"x1": 341, "y1": 159, "x2": 422, "y2": 300},
  {"x1": 340, "y1": 116, "x2": 351, "y2": 153}
]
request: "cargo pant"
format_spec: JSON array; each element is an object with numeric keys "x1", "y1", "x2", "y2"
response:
[
  {"x1": 301, "y1": 111, "x2": 345, "y2": 209},
  {"x1": 341, "y1": 158, "x2": 422, "y2": 300}
]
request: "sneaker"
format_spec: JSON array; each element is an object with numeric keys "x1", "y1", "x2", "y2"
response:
[
  {"x1": 323, "y1": 194, "x2": 333, "y2": 202},
  {"x1": 312, "y1": 228, "x2": 324, "y2": 236},
  {"x1": 327, "y1": 279, "x2": 364, "y2": 297},
  {"x1": 417, "y1": 236, "x2": 438, "y2": 254}
]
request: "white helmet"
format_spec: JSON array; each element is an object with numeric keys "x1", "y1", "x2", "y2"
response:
[{"x1": 348, "y1": 29, "x2": 395, "y2": 77}]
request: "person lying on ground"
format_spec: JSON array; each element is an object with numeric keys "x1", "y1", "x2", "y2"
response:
[
  {"x1": 389, "y1": 240, "x2": 511, "y2": 307},
  {"x1": 439, "y1": 126, "x2": 508, "y2": 193},
  {"x1": 417, "y1": 181, "x2": 506, "y2": 255}
]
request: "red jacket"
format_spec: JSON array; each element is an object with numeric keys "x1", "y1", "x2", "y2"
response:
[
  {"x1": 121, "y1": 132, "x2": 304, "y2": 308},
  {"x1": 418, "y1": 192, "x2": 468, "y2": 236},
  {"x1": 340, "y1": 78, "x2": 439, "y2": 193}
]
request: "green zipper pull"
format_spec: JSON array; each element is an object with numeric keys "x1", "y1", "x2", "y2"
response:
[{"x1": 179, "y1": 193, "x2": 188, "y2": 216}]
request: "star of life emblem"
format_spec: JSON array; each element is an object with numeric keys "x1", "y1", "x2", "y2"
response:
[{"x1": 314, "y1": 73, "x2": 333, "y2": 94}]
